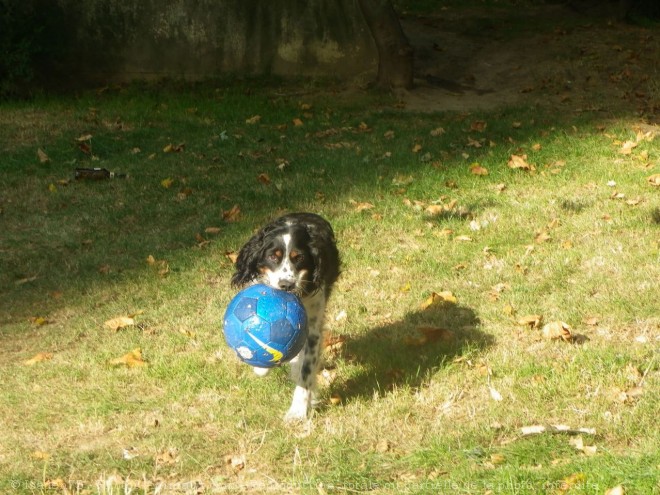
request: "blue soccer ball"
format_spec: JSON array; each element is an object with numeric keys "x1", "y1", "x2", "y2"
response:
[{"x1": 223, "y1": 284, "x2": 308, "y2": 368}]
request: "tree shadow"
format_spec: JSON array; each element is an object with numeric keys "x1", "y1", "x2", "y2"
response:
[{"x1": 325, "y1": 300, "x2": 494, "y2": 404}]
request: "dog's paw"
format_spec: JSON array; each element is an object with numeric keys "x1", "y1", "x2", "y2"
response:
[
  {"x1": 253, "y1": 367, "x2": 270, "y2": 377},
  {"x1": 283, "y1": 405, "x2": 308, "y2": 423}
]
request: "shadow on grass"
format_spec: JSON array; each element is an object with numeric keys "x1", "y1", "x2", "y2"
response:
[{"x1": 327, "y1": 301, "x2": 494, "y2": 404}]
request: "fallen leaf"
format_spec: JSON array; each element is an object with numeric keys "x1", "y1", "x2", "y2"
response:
[
  {"x1": 518, "y1": 314, "x2": 543, "y2": 328},
  {"x1": 109, "y1": 348, "x2": 147, "y2": 367},
  {"x1": 605, "y1": 485, "x2": 625, "y2": 495},
  {"x1": 558, "y1": 473, "x2": 586, "y2": 492},
  {"x1": 412, "y1": 143, "x2": 423, "y2": 153},
  {"x1": 470, "y1": 163, "x2": 489, "y2": 175},
  {"x1": 531, "y1": 143, "x2": 542, "y2": 151},
  {"x1": 569, "y1": 436, "x2": 597, "y2": 455},
  {"x1": 222, "y1": 204, "x2": 242, "y2": 222},
  {"x1": 225, "y1": 251, "x2": 239, "y2": 263},
  {"x1": 376, "y1": 438, "x2": 391, "y2": 453},
  {"x1": 23, "y1": 352, "x2": 53, "y2": 365},
  {"x1": 535, "y1": 230, "x2": 551, "y2": 243},
  {"x1": 384, "y1": 130, "x2": 395, "y2": 139},
  {"x1": 329, "y1": 394, "x2": 342, "y2": 406},
  {"x1": 48, "y1": 183, "x2": 57, "y2": 193},
  {"x1": 454, "y1": 235, "x2": 473, "y2": 242},
  {"x1": 619, "y1": 140, "x2": 637, "y2": 155},
  {"x1": 420, "y1": 291, "x2": 458, "y2": 309},
  {"x1": 163, "y1": 143, "x2": 185, "y2": 153},
  {"x1": 542, "y1": 321, "x2": 572, "y2": 341},
  {"x1": 31, "y1": 450, "x2": 50, "y2": 460},
  {"x1": 245, "y1": 115, "x2": 261, "y2": 125},
  {"x1": 647, "y1": 174, "x2": 660, "y2": 186},
  {"x1": 350, "y1": 200, "x2": 375, "y2": 212},
  {"x1": 104, "y1": 316, "x2": 135, "y2": 331},
  {"x1": 257, "y1": 173, "x2": 271, "y2": 185},
  {"x1": 30, "y1": 316, "x2": 49, "y2": 326},
  {"x1": 76, "y1": 134, "x2": 93, "y2": 142},
  {"x1": 161, "y1": 178, "x2": 174, "y2": 188},
  {"x1": 470, "y1": 120, "x2": 487, "y2": 132},
  {"x1": 37, "y1": 148, "x2": 50, "y2": 163},
  {"x1": 156, "y1": 448, "x2": 179, "y2": 465},
  {"x1": 292, "y1": 118, "x2": 304, "y2": 127},
  {"x1": 507, "y1": 154, "x2": 535, "y2": 171},
  {"x1": 205, "y1": 227, "x2": 221, "y2": 234},
  {"x1": 430, "y1": 127, "x2": 445, "y2": 136}
]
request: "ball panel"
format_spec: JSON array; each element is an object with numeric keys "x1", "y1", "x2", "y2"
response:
[
  {"x1": 232, "y1": 297, "x2": 257, "y2": 322},
  {"x1": 255, "y1": 296, "x2": 287, "y2": 322},
  {"x1": 269, "y1": 318, "x2": 296, "y2": 346}
]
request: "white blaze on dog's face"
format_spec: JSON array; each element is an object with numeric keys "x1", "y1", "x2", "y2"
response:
[{"x1": 260, "y1": 229, "x2": 314, "y2": 294}]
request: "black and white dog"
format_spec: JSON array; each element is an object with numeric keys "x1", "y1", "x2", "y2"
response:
[{"x1": 231, "y1": 212, "x2": 340, "y2": 421}]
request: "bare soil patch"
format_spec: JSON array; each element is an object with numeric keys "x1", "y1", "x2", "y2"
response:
[{"x1": 398, "y1": 4, "x2": 659, "y2": 116}]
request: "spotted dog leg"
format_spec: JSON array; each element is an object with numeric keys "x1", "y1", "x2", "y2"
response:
[{"x1": 284, "y1": 290, "x2": 326, "y2": 422}]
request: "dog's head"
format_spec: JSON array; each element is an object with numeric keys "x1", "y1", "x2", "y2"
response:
[{"x1": 231, "y1": 214, "x2": 338, "y2": 297}]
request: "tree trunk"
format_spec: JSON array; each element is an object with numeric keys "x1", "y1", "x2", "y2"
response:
[{"x1": 357, "y1": 0, "x2": 413, "y2": 89}]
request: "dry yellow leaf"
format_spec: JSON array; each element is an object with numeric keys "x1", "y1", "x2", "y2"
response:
[
  {"x1": 257, "y1": 172, "x2": 271, "y2": 185},
  {"x1": 161, "y1": 178, "x2": 174, "y2": 188},
  {"x1": 412, "y1": 143, "x2": 423, "y2": 153},
  {"x1": 507, "y1": 154, "x2": 535, "y2": 171},
  {"x1": 454, "y1": 235, "x2": 473, "y2": 242},
  {"x1": 30, "y1": 316, "x2": 49, "y2": 326},
  {"x1": 329, "y1": 394, "x2": 342, "y2": 405},
  {"x1": 518, "y1": 314, "x2": 542, "y2": 328},
  {"x1": 542, "y1": 321, "x2": 572, "y2": 341},
  {"x1": 109, "y1": 348, "x2": 147, "y2": 367},
  {"x1": 245, "y1": 115, "x2": 261, "y2": 125},
  {"x1": 430, "y1": 127, "x2": 445, "y2": 136},
  {"x1": 292, "y1": 118, "x2": 304, "y2": 127},
  {"x1": 420, "y1": 291, "x2": 457, "y2": 310},
  {"x1": 351, "y1": 200, "x2": 375, "y2": 212},
  {"x1": 647, "y1": 174, "x2": 660, "y2": 186},
  {"x1": 146, "y1": 255, "x2": 156, "y2": 265},
  {"x1": 23, "y1": 352, "x2": 53, "y2": 366},
  {"x1": 470, "y1": 163, "x2": 489, "y2": 175},
  {"x1": 222, "y1": 204, "x2": 242, "y2": 223},
  {"x1": 37, "y1": 148, "x2": 50, "y2": 163},
  {"x1": 205, "y1": 227, "x2": 222, "y2": 234},
  {"x1": 605, "y1": 485, "x2": 625, "y2": 495},
  {"x1": 104, "y1": 316, "x2": 135, "y2": 331}
]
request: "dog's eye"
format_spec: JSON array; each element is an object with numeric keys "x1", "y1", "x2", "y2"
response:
[
  {"x1": 268, "y1": 253, "x2": 280, "y2": 262},
  {"x1": 290, "y1": 251, "x2": 304, "y2": 263}
]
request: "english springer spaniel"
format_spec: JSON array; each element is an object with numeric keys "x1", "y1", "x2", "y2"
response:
[{"x1": 231, "y1": 212, "x2": 340, "y2": 421}]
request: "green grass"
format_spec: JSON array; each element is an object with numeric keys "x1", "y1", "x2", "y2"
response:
[{"x1": 1, "y1": 35, "x2": 659, "y2": 495}]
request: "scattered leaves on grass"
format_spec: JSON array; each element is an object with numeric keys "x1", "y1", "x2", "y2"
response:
[
  {"x1": 222, "y1": 204, "x2": 242, "y2": 222},
  {"x1": 507, "y1": 154, "x2": 535, "y2": 171},
  {"x1": 104, "y1": 316, "x2": 135, "y2": 331},
  {"x1": 109, "y1": 348, "x2": 147, "y2": 367},
  {"x1": 569, "y1": 436, "x2": 598, "y2": 456},
  {"x1": 23, "y1": 352, "x2": 53, "y2": 365}
]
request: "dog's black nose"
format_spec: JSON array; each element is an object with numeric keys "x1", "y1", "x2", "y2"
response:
[{"x1": 278, "y1": 280, "x2": 296, "y2": 291}]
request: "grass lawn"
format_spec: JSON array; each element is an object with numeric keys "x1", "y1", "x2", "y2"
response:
[{"x1": 1, "y1": 9, "x2": 659, "y2": 495}]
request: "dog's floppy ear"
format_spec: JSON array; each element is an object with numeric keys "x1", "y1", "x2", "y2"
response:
[
  {"x1": 305, "y1": 220, "x2": 340, "y2": 293},
  {"x1": 231, "y1": 230, "x2": 267, "y2": 288}
]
